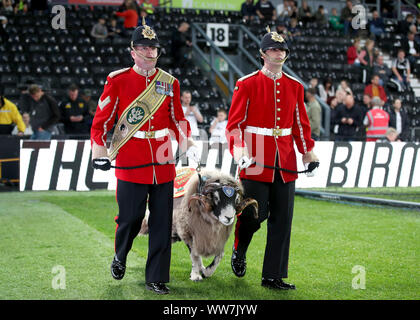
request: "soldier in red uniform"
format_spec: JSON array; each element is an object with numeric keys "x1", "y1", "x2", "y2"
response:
[
  {"x1": 90, "y1": 21, "x2": 199, "y2": 294},
  {"x1": 226, "y1": 27, "x2": 318, "y2": 290}
]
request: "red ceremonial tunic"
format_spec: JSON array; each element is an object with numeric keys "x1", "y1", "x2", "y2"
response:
[
  {"x1": 226, "y1": 70, "x2": 314, "y2": 183},
  {"x1": 90, "y1": 66, "x2": 191, "y2": 184}
]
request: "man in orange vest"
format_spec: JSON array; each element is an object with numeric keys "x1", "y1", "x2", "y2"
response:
[{"x1": 363, "y1": 96, "x2": 390, "y2": 141}]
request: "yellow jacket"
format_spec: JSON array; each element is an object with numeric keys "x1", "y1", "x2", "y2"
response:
[{"x1": 0, "y1": 98, "x2": 26, "y2": 133}]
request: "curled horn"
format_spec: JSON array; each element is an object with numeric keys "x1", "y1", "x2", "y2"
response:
[
  {"x1": 236, "y1": 198, "x2": 258, "y2": 219},
  {"x1": 188, "y1": 194, "x2": 212, "y2": 213}
]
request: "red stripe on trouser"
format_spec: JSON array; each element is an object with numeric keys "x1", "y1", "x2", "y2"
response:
[
  {"x1": 114, "y1": 180, "x2": 119, "y2": 253},
  {"x1": 114, "y1": 216, "x2": 119, "y2": 253},
  {"x1": 233, "y1": 217, "x2": 242, "y2": 250}
]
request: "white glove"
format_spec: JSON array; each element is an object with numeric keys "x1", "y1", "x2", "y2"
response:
[
  {"x1": 186, "y1": 145, "x2": 200, "y2": 163},
  {"x1": 238, "y1": 156, "x2": 253, "y2": 170},
  {"x1": 304, "y1": 162, "x2": 317, "y2": 177},
  {"x1": 303, "y1": 150, "x2": 319, "y2": 177},
  {"x1": 92, "y1": 157, "x2": 111, "y2": 171}
]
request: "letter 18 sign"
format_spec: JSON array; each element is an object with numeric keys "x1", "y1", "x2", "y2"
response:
[{"x1": 206, "y1": 23, "x2": 229, "y2": 47}]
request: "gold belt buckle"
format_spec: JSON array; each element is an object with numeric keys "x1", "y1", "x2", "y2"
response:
[
  {"x1": 145, "y1": 131, "x2": 155, "y2": 138},
  {"x1": 272, "y1": 128, "x2": 282, "y2": 136}
]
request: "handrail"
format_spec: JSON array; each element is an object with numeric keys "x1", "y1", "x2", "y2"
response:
[{"x1": 191, "y1": 22, "x2": 244, "y2": 97}]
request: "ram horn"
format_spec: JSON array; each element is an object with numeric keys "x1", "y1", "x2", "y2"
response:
[
  {"x1": 188, "y1": 194, "x2": 212, "y2": 213},
  {"x1": 236, "y1": 198, "x2": 258, "y2": 219}
]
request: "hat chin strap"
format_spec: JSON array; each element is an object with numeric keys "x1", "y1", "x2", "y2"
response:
[
  {"x1": 260, "y1": 49, "x2": 288, "y2": 65},
  {"x1": 131, "y1": 44, "x2": 161, "y2": 62}
]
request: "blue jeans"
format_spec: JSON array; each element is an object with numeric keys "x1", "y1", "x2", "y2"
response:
[{"x1": 31, "y1": 130, "x2": 52, "y2": 140}]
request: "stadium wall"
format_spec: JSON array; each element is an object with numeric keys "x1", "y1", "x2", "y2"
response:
[{"x1": 19, "y1": 140, "x2": 420, "y2": 191}]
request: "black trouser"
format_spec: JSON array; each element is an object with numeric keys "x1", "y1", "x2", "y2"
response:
[
  {"x1": 234, "y1": 170, "x2": 295, "y2": 279},
  {"x1": 115, "y1": 179, "x2": 174, "y2": 283}
]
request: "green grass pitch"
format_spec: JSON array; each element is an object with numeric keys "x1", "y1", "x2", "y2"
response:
[{"x1": 0, "y1": 190, "x2": 418, "y2": 300}]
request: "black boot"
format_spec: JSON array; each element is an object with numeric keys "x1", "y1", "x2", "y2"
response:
[
  {"x1": 231, "y1": 248, "x2": 247, "y2": 277},
  {"x1": 261, "y1": 278, "x2": 296, "y2": 290},
  {"x1": 110, "y1": 255, "x2": 126, "y2": 280},
  {"x1": 146, "y1": 282, "x2": 170, "y2": 294}
]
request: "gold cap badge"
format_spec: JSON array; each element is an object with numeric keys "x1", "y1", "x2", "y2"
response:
[
  {"x1": 266, "y1": 25, "x2": 284, "y2": 43},
  {"x1": 141, "y1": 16, "x2": 156, "y2": 40}
]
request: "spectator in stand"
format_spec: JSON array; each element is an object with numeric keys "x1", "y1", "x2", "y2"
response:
[
  {"x1": 0, "y1": 85, "x2": 26, "y2": 135},
  {"x1": 337, "y1": 79, "x2": 353, "y2": 96},
  {"x1": 340, "y1": 0, "x2": 357, "y2": 36},
  {"x1": 391, "y1": 49, "x2": 411, "y2": 92},
  {"x1": 114, "y1": 1, "x2": 139, "y2": 30},
  {"x1": 81, "y1": 89, "x2": 97, "y2": 118},
  {"x1": 141, "y1": 0, "x2": 155, "y2": 16},
  {"x1": 1, "y1": 0, "x2": 14, "y2": 12},
  {"x1": 209, "y1": 108, "x2": 228, "y2": 146},
  {"x1": 288, "y1": 17, "x2": 301, "y2": 39},
  {"x1": 369, "y1": 10, "x2": 385, "y2": 38},
  {"x1": 398, "y1": 14, "x2": 414, "y2": 35},
  {"x1": 314, "y1": 5, "x2": 327, "y2": 27},
  {"x1": 378, "y1": 127, "x2": 399, "y2": 142},
  {"x1": 305, "y1": 88, "x2": 322, "y2": 140},
  {"x1": 318, "y1": 77, "x2": 335, "y2": 105},
  {"x1": 19, "y1": 84, "x2": 60, "y2": 140},
  {"x1": 308, "y1": 77, "x2": 320, "y2": 95},
  {"x1": 171, "y1": 21, "x2": 192, "y2": 69},
  {"x1": 329, "y1": 96, "x2": 339, "y2": 139},
  {"x1": 381, "y1": 0, "x2": 394, "y2": 19},
  {"x1": 364, "y1": 74, "x2": 388, "y2": 105},
  {"x1": 241, "y1": 0, "x2": 256, "y2": 23},
  {"x1": 329, "y1": 8, "x2": 344, "y2": 32},
  {"x1": 361, "y1": 93, "x2": 372, "y2": 114},
  {"x1": 334, "y1": 94, "x2": 363, "y2": 141},
  {"x1": 358, "y1": 39, "x2": 376, "y2": 83},
  {"x1": 108, "y1": 18, "x2": 123, "y2": 38},
  {"x1": 181, "y1": 90, "x2": 203, "y2": 140},
  {"x1": 59, "y1": 84, "x2": 90, "y2": 135},
  {"x1": 91, "y1": 17, "x2": 108, "y2": 39},
  {"x1": 0, "y1": 16, "x2": 8, "y2": 43},
  {"x1": 275, "y1": 21, "x2": 289, "y2": 40},
  {"x1": 12, "y1": 111, "x2": 32, "y2": 136},
  {"x1": 347, "y1": 37, "x2": 361, "y2": 65},
  {"x1": 14, "y1": 0, "x2": 28, "y2": 13},
  {"x1": 139, "y1": 9, "x2": 152, "y2": 27},
  {"x1": 388, "y1": 98, "x2": 410, "y2": 141},
  {"x1": 335, "y1": 88, "x2": 347, "y2": 105},
  {"x1": 409, "y1": 24, "x2": 420, "y2": 46},
  {"x1": 363, "y1": 97, "x2": 389, "y2": 142},
  {"x1": 255, "y1": 0, "x2": 276, "y2": 23},
  {"x1": 118, "y1": 0, "x2": 141, "y2": 15},
  {"x1": 373, "y1": 54, "x2": 392, "y2": 86},
  {"x1": 297, "y1": 0, "x2": 313, "y2": 26},
  {"x1": 401, "y1": 31, "x2": 420, "y2": 66},
  {"x1": 276, "y1": 0, "x2": 289, "y2": 22}
]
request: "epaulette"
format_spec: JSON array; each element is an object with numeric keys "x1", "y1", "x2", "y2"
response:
[
  {"x1": 108, "y1": 67, "x2": 131, "y2": 79},
  {"x1": 237, "y1": 70, "x2": 259, "y2": 82},
  {"x1": 283, "y1": 72, "x2": 303, "y2": 85},
  {"x1": 157, "y1": 68, "x2": 176, "y2": 82}
]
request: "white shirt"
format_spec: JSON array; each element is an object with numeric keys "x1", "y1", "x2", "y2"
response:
[
  {"x1": 408, "y1": 40, "x2": 417, "y2": 55},
  {"x1": 395, "y1": 111, "x2": 402, "y2": 134},
  {"x1": 182, "y1": 105, "x2": 200, "y2": 137},
  {"x1": 209, "y1": 119, "x2": 227, "y2": 144}
]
